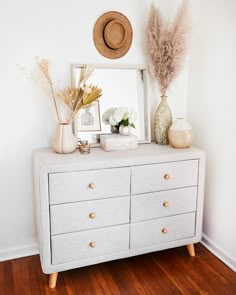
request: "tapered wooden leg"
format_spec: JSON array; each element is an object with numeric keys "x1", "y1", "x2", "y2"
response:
[
  {"x1": 49, "y1": 272, "x2": 58, "y2": 288},
  {"x1": 187, "y1": 244, "x2": 195, "y2": 256}
]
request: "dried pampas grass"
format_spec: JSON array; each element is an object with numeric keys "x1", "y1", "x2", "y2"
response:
[
  {"x1": 33, "y1": 58, "x2": 102, "y2": 124},
  {"x1": 146, "y1": 0, "x2": 191, "y2": 96}
]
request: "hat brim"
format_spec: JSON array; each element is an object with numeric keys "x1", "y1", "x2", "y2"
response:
[{"x1": 93, "y1": 11, "x2": 133, "y2": 59}]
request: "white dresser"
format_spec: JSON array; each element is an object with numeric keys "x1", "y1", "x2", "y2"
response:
[{"x1": 33, "y1": 144, "x2": 205, "y2": 288}]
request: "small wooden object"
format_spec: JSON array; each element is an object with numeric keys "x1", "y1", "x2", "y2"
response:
[
  {"x1": 187, "y1": 243, "x2": 195, "y2": 256},
  {"x1": 49, "y1": 272, "x2": 58, "y2": 288},
  {"x1": 164, "y1": 174, "x2": 170, "y2": 180},
  {"x1": 89, "y1": 183, "x2": 95, "y2": 189},
  {"x1": 90, "y1": 241, "x2": 96, "y2": 248},
  {"x1": 89, "y1": 212, "x2": 96, "y2": 219},
  {"x1": 162, "y1": 228, "x2": 168, "y2": 234},
  {"x1": 163, "y1": 201, "x2": 169, "y2": 207}
]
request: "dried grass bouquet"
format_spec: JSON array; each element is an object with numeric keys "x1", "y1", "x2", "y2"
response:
[
  {"x1": 34, "y1": 58, "x2": 102, "y2": 124},
  {"x1": 146, "y1": 0, "x2": 191, "y2": 96}
]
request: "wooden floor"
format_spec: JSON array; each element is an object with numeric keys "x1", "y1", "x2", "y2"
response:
[{"x1": 0, "y1": 243, "x2": 236, "y2": 295}]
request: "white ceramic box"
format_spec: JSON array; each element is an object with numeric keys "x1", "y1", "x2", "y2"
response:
[{"x1": 100, "y1": 134, "x2": 138, "y2": 151}]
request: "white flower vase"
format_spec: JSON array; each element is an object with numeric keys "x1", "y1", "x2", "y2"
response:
[
  {"x1": 51, "y1": 123, "x2": 77, "y2": 154},
  {"x1": 119, "y1": 125, "x2": 131, "y2": 136},
  {"x1": 168, "y1": 118, "x2": 193, "y2": 149}
]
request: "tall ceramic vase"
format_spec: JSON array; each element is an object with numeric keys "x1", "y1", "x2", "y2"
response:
[
  {"x1": 51, "y1": 123, "x2": 77, "y2": 154},
  {"x1": 154, "y1": 96, "x2": 172, "y2": 145}
]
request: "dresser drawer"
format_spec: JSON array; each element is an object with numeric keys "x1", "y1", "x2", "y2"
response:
[
  {"x1": 50, "y1": 196, "x2": 130, "y2": 235},
  {"x1": 51, "y1": 224, "x2": 129, "y2": 265},
  {"x1": 49, "y1": 167, "x2": 130, "y2": 204},
  {"x1": 130, "y1": 212, "x2": 195, "y2": 249},
  {"x1": 131, "y1": 160, "x2": 198, "y2": 194},
  {"x1": 131, "y1": 187, "x2": 197, "y2": 222}
]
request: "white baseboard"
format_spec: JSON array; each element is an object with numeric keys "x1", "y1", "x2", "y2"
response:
[
  {"x1": 0, "y1": 243, "x2": 39, "y2": 262},
  {"x1": 201, "y1": 233, "x2": 236, "y2": 272}
]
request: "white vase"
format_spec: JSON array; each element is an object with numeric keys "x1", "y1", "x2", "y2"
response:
[
  {"x1": 51, "y1": 123, "x2": 77, "y2": 154},
  {"x1": 168, "y1": 118, "x2": 193, "y2": 149},
  {"x1": 119, "y1": 125, "x2": 131, "y2": 136}
]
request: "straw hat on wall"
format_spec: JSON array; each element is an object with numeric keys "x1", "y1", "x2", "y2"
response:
[{"x1": 93, "y1": 11, "x2": 133, "y2": 59}]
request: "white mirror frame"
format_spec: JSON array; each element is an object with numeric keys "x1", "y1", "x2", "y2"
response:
[{"x1": 71, "y1": 64, "x2": 151, "y2": 145}]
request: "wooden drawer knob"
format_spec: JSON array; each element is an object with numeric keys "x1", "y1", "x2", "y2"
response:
[
  {"x1": 89, "y1": 183, "x2": 95, "y2": 189},
  {"x1": 89, "y1": 241, "x2": 96, "y2": 248},
  {"x1": 89, "y1": 212, "x2": 95, "y2": 219},
  {"x1": 164, "y1": 174, "x2": 170, "y2": 180},
  {"x1": 162, "y1": 228, "x2": 168, "y2": 234},
  {"x1": 163, "y1": 201, "x2": 169, "y2": 207}
]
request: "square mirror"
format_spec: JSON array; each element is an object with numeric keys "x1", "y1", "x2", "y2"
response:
[{"x1": 71, "y1": 64, "x2": 151, "y2": 145}]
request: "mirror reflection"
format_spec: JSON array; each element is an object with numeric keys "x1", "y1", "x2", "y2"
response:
[{"x1": 72, "y1": 65, "x2": 150, "y2": 144}]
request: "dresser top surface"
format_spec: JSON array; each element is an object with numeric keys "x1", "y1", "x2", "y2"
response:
[{"x1": 34, "y1": 143, "x2": 204, "y2": 173}]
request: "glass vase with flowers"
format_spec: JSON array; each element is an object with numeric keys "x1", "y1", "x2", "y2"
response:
[{"x1": 102, "y1": 107, "x2": 136, "y2": 136}]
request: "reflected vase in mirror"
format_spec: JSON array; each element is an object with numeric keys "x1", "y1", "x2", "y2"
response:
[
  {"x1": 119, "y1": 125, "x2": 131, "y2": 136},
  {"x1": 168, "y1": 118, "x2": 193, "y2": 149},
  {"x1": 51, "y1": 123, "x2": 77, "y2": 154},
  {"x1": 154, "y1": 96, "x2": 172, "y2": 145},
  {"x1": 110, "y1": 125, "x2": 119, "y2": 134}
]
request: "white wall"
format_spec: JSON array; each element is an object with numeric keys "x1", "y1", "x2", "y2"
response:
[
  {"x1": 187, "y1": 0, "x2": 236, "y2": 270},
  {"x1": 0, "y1": 0, "x2": 188, "y2": 260},
  {"x1": 2, "y1": 0, "x2": 235, "y2": 272}
]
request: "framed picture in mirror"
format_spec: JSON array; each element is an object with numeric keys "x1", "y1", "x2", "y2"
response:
[{"x1": 77, "y1": 101, "x2": 101, "y2": 132}]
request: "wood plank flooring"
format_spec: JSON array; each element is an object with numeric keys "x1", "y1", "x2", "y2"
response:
[{"x1": 0, "y1": 243, "x2": 236, "y2": 295}]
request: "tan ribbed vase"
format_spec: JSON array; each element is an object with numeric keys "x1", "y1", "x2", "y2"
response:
[{"x1": 51, "y1": 123, "x2": 77, "y2": 154}]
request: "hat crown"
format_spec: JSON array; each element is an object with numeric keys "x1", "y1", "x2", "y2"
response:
[
  {"x1": 104, "y1": 20, "x2": 127, "y2": 50},
  {"x1": 93, "y1": 11, "x2": 133, "y2": 59}
]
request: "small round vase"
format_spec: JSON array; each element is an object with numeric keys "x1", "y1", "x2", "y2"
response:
[
  {"x1": 154, "y1": 96, "x2": 172, "y2": 145},
  {"x1": 119, "y1": 125, "x2": 131, "y2": 136},
  {"x1": 110, "y1": 125, "x2": 119, "y2": 134},
  {"x1": 168, "y1": 118, "x2": 193, "y2": 149},
  {"x1": 51, "y1": 123, "x2": 77, "y2": 154}
]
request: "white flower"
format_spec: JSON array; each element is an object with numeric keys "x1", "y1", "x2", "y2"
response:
[
  {"x1": 113, "y1": 107, "x2": 127, "y2": 123},
  {"x1": 109, "y1": 114, "x2": 118, "y2": 126},
  {"x1": 122, "y1": 111, "x2": 129, "y2": 120},
  {"x1": 102, "y1": 107, "x2": 116, "y2": 125},
  {"x1": 102, "y1": 107, "x2": 137, "y2": 128}
]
